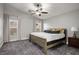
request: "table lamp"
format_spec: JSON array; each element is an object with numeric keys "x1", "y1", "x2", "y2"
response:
[{"x1": 71, "y1": 27, "x2": 78, "y2": 38}]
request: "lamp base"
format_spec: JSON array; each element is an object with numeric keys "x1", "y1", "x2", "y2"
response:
[{"x1": 73, "y1": 32, "x2": 76, "y2": 38}]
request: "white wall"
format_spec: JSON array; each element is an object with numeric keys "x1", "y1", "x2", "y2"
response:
[
  {"x1": 20, "y1": 15, "x2": 34, "y2": 40},
  {"x1": 4, "y1": 4, "x2": 38, "y2": 42},
  {"x1": 0, "y1": 4, "x2": 3, "y2": 47},
  {"x1": 44, "y1": 10, "x2": 79, "y2": 37}
]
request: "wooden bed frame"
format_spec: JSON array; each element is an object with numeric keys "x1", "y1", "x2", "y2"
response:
[{"x1": 30, "y1": 29, "x2": 67, "y2": 54}]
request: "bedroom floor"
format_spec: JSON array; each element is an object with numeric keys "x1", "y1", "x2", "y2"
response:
[{"x1": 0, "y1": 40, "x2": 79, "y2": 55}]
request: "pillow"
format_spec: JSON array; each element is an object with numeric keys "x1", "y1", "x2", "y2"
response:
[
  {"x1": 60, "y1": 29, "x2": 64, "y2": 33},
  {"x1": 44, "y1": 30, "x2": 60, "y2": 34},
  {"x1": 49, "y1": 28, "x2": 64, "y2": 33}
]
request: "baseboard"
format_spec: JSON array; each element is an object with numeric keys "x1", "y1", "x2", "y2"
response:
[
  {"x1": 5, "y1": 37, "x2": 29, "y2": 43},
  {"x1": 21, "y1": 37, "x2": 29, "y2": 40}
]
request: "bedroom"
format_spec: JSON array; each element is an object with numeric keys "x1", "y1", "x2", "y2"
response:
[{"x1": 0, "y1": 3, "x2": 79, "y2": 55}]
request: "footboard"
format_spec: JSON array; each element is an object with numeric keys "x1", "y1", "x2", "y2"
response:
[
  {"x1": 30, "y1": 35, "x2": 47, "y2": 47},
  {"x1": 30, "y1": 34, "x2": 47, "y2": 54}
]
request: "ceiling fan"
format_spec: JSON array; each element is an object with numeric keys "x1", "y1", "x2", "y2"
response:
[{"x1": 28, "y1": 3, "x2": 48, "y2": 16}]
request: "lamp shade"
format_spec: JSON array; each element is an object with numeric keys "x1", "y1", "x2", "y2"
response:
[{"x1": 71, "y1": 27, "x2": 78, "y2": 32}]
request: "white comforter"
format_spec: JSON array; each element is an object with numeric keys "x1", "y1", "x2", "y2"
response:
[{"x1": 31, "y1": 32, "x2": 65, "y2": 42}]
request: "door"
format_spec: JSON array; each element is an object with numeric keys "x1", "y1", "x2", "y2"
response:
[{"x1": 8, "y1": 16, "x2": 19, "y2": 42}]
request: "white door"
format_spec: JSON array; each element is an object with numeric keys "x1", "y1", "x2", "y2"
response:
[{"x1": 8, "y1": 16, "x2": 19, "y2": 42}]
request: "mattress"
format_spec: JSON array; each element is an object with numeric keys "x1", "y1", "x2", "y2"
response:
[{"x1": 31, "y1": 32, "x2": 65, "y2": 42}]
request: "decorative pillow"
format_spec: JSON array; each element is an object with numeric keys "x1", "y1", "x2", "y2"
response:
[
  {"x1": 50, "y1": 28, "x2": 64, "y2": 33},
  {"x1": 44, "y1": 30, "x2": 60, "y2": 34}
]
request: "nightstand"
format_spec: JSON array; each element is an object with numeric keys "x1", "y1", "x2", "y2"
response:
[{"x1": 68, "y1": 37, "x2": 79, "y2": 48}]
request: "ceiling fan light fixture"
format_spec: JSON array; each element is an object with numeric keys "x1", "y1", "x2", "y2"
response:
[
  {"x1": 29, "y1": 3, "x2": 48, "y2": 16},
  {"x1": 36, "y1": 12, "x2": 40, "y2": 15},
  {"x1": 40, "y1": 8, "x2": 42, "y2": 10},
  {"x1": 39, "y1": 14, "x2": 41, "y2": 16}
]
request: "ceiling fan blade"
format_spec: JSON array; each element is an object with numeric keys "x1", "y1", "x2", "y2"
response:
[
  {"x1": 28, "y1": 10, "x2": 35, "y2": 13},
  {"x1": 41, "y1": 11, "x2": 48, "y2": 14},
  {"x1": 31, "y1": 13, "x2": 36, "y2": 15},
  {"x1": 28, "y1": 10, "x2": 36, "y2": 15}
]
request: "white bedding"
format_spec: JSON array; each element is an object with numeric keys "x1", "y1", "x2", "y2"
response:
[{"x1": 31, "y1": 32, "x2": 65, "y2": 42}]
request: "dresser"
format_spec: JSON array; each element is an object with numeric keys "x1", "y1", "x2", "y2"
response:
[{"x1": 68, "y1": 37, "x2": 79, "y2": 48}]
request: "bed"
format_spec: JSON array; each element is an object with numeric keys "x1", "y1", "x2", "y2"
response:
[{"x1": 30, "y1": 28, "x2": 67, "y2": 54}]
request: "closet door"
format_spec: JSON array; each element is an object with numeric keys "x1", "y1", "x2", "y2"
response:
[{"x1": 8, "y1": 16, "x2": 20, "y2": 42}]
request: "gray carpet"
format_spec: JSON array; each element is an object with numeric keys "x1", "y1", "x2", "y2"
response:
[{"x1": 0, "y1": 40, "x2": 79, "y2": 55}]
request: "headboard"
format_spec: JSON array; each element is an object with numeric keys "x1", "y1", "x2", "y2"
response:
[{"x1": 64, "y1": 29, "x2": 67, "y2": 40}]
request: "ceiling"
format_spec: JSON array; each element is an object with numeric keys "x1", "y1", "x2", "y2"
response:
[{"x1": 7, "y1": 3, "x2": 79, "y2": 19}]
